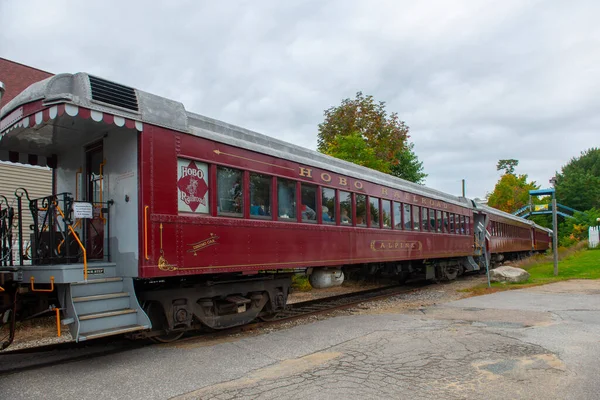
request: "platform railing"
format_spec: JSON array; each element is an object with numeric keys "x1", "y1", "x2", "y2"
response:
[{"x1": 9, "y1": 189, "x2": 111, "y2": 270}]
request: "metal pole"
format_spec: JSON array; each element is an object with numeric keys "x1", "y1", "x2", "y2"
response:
[
  {"x1": 461, "y1": 179, "x2": 465, "y2": 197},
  {"x1": 552, "y1": 196, "x2": 558, "y2": 276}
]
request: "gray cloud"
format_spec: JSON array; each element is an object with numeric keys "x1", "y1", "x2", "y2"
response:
[{"x1": 1, "y1": 0, "x2": 598, "y2": 199}]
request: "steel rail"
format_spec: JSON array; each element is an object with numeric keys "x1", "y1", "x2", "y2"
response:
[{"x1": 0, "y1": 281, "x2": 429, "y2": 375}]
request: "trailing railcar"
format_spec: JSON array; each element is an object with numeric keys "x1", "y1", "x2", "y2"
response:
[
  {"x1": 477, "y1": 204, "x2": 551, "y2": 263},
  {"x1": 0, "y1": 72, "x2": 543, "y2": 347}
]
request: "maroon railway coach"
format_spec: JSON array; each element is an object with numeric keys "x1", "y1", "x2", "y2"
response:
[{"x1": 0, "y1": 73, "x2": 548, "y2": 346}]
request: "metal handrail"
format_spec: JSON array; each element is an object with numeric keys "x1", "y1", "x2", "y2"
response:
[
  {"x1": 30, "y1": 276, "x2": 55, "y2": 292},
  {"x1": 55, "y1": 204, "x2": 88, "y2": 281},
  {"x1": 144, "y1": 205, "x2": 149, "y2": 260}
]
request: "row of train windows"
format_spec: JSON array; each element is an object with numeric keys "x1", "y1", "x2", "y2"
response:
[
  {"x1": 212, "y1": 165, "x2": 469, "y2": 234},
  {"x1": 490, "y1": 221, "x2": 528, "y2": 238}
]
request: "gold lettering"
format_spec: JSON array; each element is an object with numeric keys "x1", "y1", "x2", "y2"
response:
[
  {"x1": 381, "y1": 188, "x2": 388, "y2": 196},
  {"x1": 443, "y1": 203, "x2": 448, "y2": 209},
  {"x1": 394, "y1": 242, "x2": 399, "y2": 248},
  {"x1": 321, "y1": 173, "x2": 331, "y2": 182},
  {"x1": 422, "y1": 198, "x2": 427, "y2": 205},
  {"x1": 413, "y1": 195, "x2": 418, "y2": 202},
  {"x1": 299, "y1": 167, "x2": 312, "y2": 178},
  {"x1": 429, "y1": 199, "x2": 435, "y2": 206},
  {"x1": 354, "y1": 181, "x2": 363, "y2": 189},
  {"x1": 339, "y1": 177, "x2": 347, "y2": 186},
  {"x1": 380, "y1": 243, "x2": 385, "y2": 249},
  {"x1": 393, "y1": 191, "x2": 401, "y2": 199}
]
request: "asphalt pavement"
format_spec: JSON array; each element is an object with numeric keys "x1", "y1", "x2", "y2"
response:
[{"x1": 2, "y1": 279, "x2": 600, "y2": 399}]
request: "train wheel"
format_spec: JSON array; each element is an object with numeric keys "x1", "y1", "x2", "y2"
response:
[
  {"x1": 258, "y1": 312, "x2": 280, "y2": 322},
  {"x1": 143, "y1": 301, "x2": 185, "y2": 343},
  {"x1": 150, "y1": 330, "x2": 185, "y2": 344}
]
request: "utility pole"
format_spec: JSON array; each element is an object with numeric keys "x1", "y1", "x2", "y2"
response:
[
  {"x1": 461, "y1": 179, "x2": 466, "y2": 197},
  {"x1": 552, "y1": 194, "x2": 559, "y2": 276},
  {"x1": 549, "y1": 177, "x2": 559, "y2": 276},
  {"x1": 530, "y1": 184, "x2": 559, "y2": 276}
]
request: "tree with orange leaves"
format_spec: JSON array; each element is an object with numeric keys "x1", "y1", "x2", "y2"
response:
[{"x1": 317, "y1": 92, "x2": 426, "y2": 184}]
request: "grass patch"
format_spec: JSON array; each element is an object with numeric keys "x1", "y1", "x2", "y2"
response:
[
  {"x1": 462, "y1": 246, "x2": 600, "y2": 296},
  {"x1": 291, "y1": 274, "x2": 313, "y2": 292}
]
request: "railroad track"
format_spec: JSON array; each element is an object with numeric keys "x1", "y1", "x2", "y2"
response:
[{"x1": 0, "y1": 282, "x2": 426, "y2": 375}]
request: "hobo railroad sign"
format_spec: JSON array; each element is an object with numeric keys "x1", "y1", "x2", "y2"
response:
[{"x1": 177, "y1": 159, "x2": 209, "y2": 213}]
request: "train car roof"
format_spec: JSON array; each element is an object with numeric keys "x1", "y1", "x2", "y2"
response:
[{"x1": 1, "y1": 72, "x2": 477, "y2": 209}]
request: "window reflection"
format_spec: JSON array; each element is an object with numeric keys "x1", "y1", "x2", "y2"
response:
[
  {"x1": 277, "y1": 178, "x2": 296, "y2": 220},
  {"x1": 250, "y1": 173, "x2": 271, "y2": 219}
]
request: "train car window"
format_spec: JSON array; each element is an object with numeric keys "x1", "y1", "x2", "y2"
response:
[
  {"x1": 465, "y1": 216, "x2": 470, "y2": 234},
  {"x1": 436, "y1": 210, "x2": 442, "y2": 232},
  {"x1": 421, "y1": 207, "x2": 429, "y2": 231},
  {"x1": 429, "y1": 209, "x2": 436, "y2": 232},
  {"x1": 250, "y1": 173, "x2": 272, "y2": 219},
  {"x1": 460, "y1": 215, "x2": 465, "y2": 235},
  {"x1": 277, "y1": 178, "x2": 297, "y2": 221},
  {"x1": 403, "y1": 204, "x2": 412, "y2": 230},
  {"x1": 356, "y1": 194, "x2": 367, "y2": 226},
  {"x1": 321, "y1": 187, "x2": 335, "y2": 224},
  {"x1": 413, "y1": 206, "x2": 420, "y2": 230},
  {"x1": 382, "y1": 200, "x2": 391, "y2": 229},
  {"x1": 449, "y1": 214, "x2": 454, "y2": 234},
  {"x1": 369, "y1": 197, "x2": 380, "y2": 228},
  {"x1": 217, "y1": 166, "x2": 243, "y2": 217},
  {"x1": 300, "y1": 183, "x2": 317, "y2": 222},
  {"x1": 393, "y1": 202, "x2": 402, "y2": 229},
  {"x1": 339, "y1": 191, "x2": 352, "y2": 225},
  {"x1": 456, "y1": 215, "x2": 461, "y2": 234},
  {"x1": 443, "y1": 211, "x2": 449, "y2": 233}
]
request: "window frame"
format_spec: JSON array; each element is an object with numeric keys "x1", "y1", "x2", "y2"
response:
[
  {"x1": 216, "y1": 165, "x2": 244, "y2": 218},
  {"x1": 249, "y1": 171, "x2": 273, "y2": 220},
  {"x1": 369, "y1": 196, "x2": 381, "y2": 228},
  {"x1": 300, "y1": 182, "x2": 318, "y2": 224}
]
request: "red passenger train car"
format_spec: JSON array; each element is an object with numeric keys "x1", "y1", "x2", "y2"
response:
[{"x1": 0, "y1": 73, "x2": 551, "y2": 346}]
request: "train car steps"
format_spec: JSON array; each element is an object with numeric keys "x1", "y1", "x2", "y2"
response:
[{"x1": 60, "y1": 277, "x2": 151, "y2": 342}]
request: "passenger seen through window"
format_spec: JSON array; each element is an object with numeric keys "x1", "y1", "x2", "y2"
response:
[
  {"x1": 321, "y1": 187, "x2": 335, "y2": 223},
  {"x1": 301, "y1": 184, "x2": 317, "y2": 222},
  {"x1": 249, "y1": 173, "x2": 271, "y2": 218},
  {"x1": 356, "y1": 194, "x2": 366, "y2": 225},
  {"x1": 412, "y1": 206, "x2": 420, "y2": 230},
  {"x1": 217, "y1": 166, "x2": 243, "y2": 216},
  {"x1": 339, "y1": 191, "x2": 352, "y2": 224},
  {"x1": 429, "y1": 209, "x2": 436, "y2": 231},
  {"x1": 277, "y1": 178, "x2": 296, "y2": 220},
  {"x1": 382, "y1": 200, "x2": 391, "y2": 228}
]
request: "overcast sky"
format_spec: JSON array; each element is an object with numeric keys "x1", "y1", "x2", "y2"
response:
[{"x1": 1, "y1": 0, "x2": 598, "y2": 199}]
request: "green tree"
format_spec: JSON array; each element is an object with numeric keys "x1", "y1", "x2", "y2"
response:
[
  {"x1": 497, "y1": 159, "x2": 519, "y2": 175},
  {"x1": 390, "y1": 141, "x2": 427, "y2": 183},
  {"x1": 487, "y1": 173, "x2": 540, "y2": 213},
  {"x1": 555, "y1": 148, "x2": 600, "y2": 211},
  {"x1": 317, "y1": 92, "x2": 427, "y2": 183},
  {"x1": 558, "y1": 208, "x2": 600, "y2": 247}
]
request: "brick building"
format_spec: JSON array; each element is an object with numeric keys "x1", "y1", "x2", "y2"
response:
[{"x1": 0, "y1": 58, "x2": 54, "y2": 257}]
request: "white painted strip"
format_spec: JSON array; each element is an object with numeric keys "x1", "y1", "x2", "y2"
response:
[
  {"x1": 113, "y1": 116, "x2": 125, "y2": 127},
  {"x1": 49, "y1": 106, "x2": 58, "y2": 119},
  {"x1": 135, "y1": 121, "x2": 143, "y2": 131},
  {"x1": 35, "y1": 112, "x2": 43, "y2": 125},
  {"x1": 65, "y1": 104, "x2": 79, "y2": 117},
  {"x1": 91, "y1": 110, "x2": 103, "y2": 122}
]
